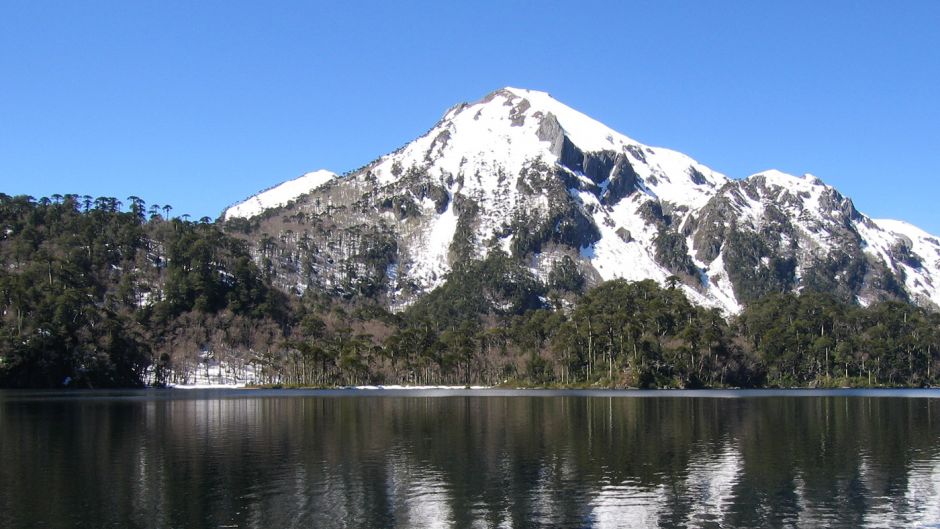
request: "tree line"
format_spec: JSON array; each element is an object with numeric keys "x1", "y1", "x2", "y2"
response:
[
  {"x1": 0, "y1": 193, "x2": 938, "y2": 388},
  {"x1": 0, "y1": 193, "x2": 285, "y2": 387}
]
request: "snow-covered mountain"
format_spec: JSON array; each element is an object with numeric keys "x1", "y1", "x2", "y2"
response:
[
  {"x1": 223, "y1": 87, "x2": 940, "y2": 313},
  {"x1": 224, "y1": 169, "x2": 336, "y2": 220}
]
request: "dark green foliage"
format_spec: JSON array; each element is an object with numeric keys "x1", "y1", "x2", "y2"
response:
[
  {"x1": 448, "y1": 196, "x2": 479, "y2": 266},
  {"x1": 509, "y1": 204, "x2": 599, "y2": 257},
  {"x1": 379, "y1": 195, "x2": 421, "y2": 219},
  {"x1": 0, "y1": 194, "x2": 284, "y2": 388},
  {"x1": 406, "y1": 250, "x2": 545, "y2": 330},
  {"x1": 223, "y1": 216, "x2": 258, "y2": 234},
  {"x1": 690, "y1": 200, "x2": 732, "y2": 262},
  {"x1": 548, "y1": 255, "x2": 585, "y2": 293},
  {"x1": 0, "y1": 195, "x2": 150, "y2": 387},
  {"x1": 642, "y1": 201, "x2": 699, "y2": 282},
  {"x1": 801, "y1": 251, "x2": 868, "y2": 303},
  {"x1": 723, "y1": 228, "x2": 796, "y2": 304},
  {"x1": 872, "y1": 267, "x2": 909, "y2": 301},
  {"x1": 548, "y1": 279, "x2": 760, "y2": 388},
  {"x1": 2, "y1": 194, "x2": 938, "y2": 390},
  {"x1": 511, "y1": 160, "x2": 600, "y2": 257},
  {"x1": 417, "y1": 183, "x2": 450, "y2": 214},
  {"x1": 338, "y1": 229, "x2": 398, "y2": 297},
  {"x1": 379, "y1": 166, "x2": 450, "y2": 218},
  {"x1": 653, "y1": 229, "x2": 698, "y2": 279},
  {"x1": 737, "y1": 292, "x2": 939, "y2": 387}
]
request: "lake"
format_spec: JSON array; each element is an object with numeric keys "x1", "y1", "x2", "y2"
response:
[{"x1": 2, "y1": 389, "x2": 939, "y2": 528}]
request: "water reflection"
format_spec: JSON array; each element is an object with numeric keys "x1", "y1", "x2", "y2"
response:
[{"x1": 2, "y1": 393, "x2": 940, "y2": 528}]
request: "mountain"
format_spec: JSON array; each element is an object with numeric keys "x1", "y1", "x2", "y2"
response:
[
  {"x1": 225, "y1": 169, "x2": 336, "y2": 220},
  {"x1": 222, "y1": 87, "x2": 940, "y2": 313}
]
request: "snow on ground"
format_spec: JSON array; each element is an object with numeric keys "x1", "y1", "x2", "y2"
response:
[
  {"x1": 144, "y1": 354, "x2": 264, "y2": 388},
  {"x1": 144, "y1": 355, "x2": 495, "y2": 390},
  {"x1": 746, "y1": 170, "x2": 831, "y2": 247},
  {"x1": 855, "y1": 218, "x2": 899, "y2": 268},
  {"x1": 876, "y1": 218, "x2": 940, "y2": 243},
  {"x1": 705, "y1": 254, "x2": 741, "y2": 312},
  {"x1": 506, "y1": 87, "x2": 728, "y2": 209},
  {"x1": 404, "y1": 202, "x2": 460, "y2": 289},
  {"x1": 504, "y1": 87, "x2": 638, "y2": 151},
  {"x1": 168, "y1": 382, "x2": 247, "y2": 389},
  {"x1": 872, "y1": 218, "x2": 940, "y2": 307},
  {"x1": 354, "y1": 385, "x2": 492, "y2": 390},
  {"x1": 584, "y1": 191, "x2": 741, "y2": 313},
  {"x1": 224, "y1": 169, "x2": 336, "y2": 220},
  {"x1": 726, "y1": 183, "x2": 766, "y2": 228},
  {"x1": 589, "y1": 198, "x2": 667, "y2": 284},
  {"x1": 371, "y1": 89, "x2": 553, "y2": 188},
  {"x1": 372, "y1": 86, "x2": 729, "y2": 228}
]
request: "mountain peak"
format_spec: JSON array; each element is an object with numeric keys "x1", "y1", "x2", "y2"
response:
[
  {"x1": 221, "y1": 89, "x2": 940, "y2": 314},
  {"x1": 747, "y1": 169, "x2": 827, "y2": 191},
  {"x1": 471, "y1": 87, "x2": 640, "y2": 151}
]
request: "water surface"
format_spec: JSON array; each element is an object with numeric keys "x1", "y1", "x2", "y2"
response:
[{"x1": 2, "y1": 389, "x2": 939, "y2": 528}]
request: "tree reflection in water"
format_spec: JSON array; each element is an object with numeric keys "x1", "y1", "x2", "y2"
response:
[{"x1": 1, "y1": 391, "x2": 939, "y2": 528}]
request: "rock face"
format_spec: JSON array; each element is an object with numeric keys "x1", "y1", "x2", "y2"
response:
[{"x1": 222, "y1": 87, "x2": 940, "y2": 313}]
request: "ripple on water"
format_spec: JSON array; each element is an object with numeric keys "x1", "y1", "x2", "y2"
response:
[{"x1": 4, "y1": 391, "x2": 940, "y2": 528}]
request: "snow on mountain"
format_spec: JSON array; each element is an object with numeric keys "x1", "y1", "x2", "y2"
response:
[
  {"x1": 371, "y1": 87, "x2": 727, "y2": 207},
  {"x1": 724, "y1": 169, "x2": 847, "y2": 258},
  {"x1": 869, "y1": 218, "x2": 940, "y2": 307},
  {"x1": 223, "y1": 169, "x2": 336, "y2": 220},
  {"x1": 225, "y1": 87, "x2": 940, "y2": 314},
  {"x1": 357, "y1": 87, "x2": 734, "y2": 308}
]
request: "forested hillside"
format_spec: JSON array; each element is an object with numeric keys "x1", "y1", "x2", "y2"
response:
[
  {"x1": 1, "y1": 194, "x2": 938, "y2": 388},
  {"x1": 0, "y1": 194, "x2": 285, "y2": 387}
]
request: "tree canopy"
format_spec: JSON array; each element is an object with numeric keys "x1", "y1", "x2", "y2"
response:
[{"x1": 1, "y1": 193, "x2": 938, "y2": 389}]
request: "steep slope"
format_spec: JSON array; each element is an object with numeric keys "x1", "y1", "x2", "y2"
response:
[
  {"x1": 868, "y1": 219, "x2": 940, "y2": 307},
  {"x1": 223, "y1": 88, "x2": 940, "y2": 313},
  {"x1": 690, "y1": 170, "x2": 940, "y2": 309},
  {"x1": 224, "y1": 169, "x2": 336, "y2": 220}
]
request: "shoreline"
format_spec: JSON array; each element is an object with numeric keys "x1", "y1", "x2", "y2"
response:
[{"x1": 151, "y1": 386, "x2": 940, "y2": 398}]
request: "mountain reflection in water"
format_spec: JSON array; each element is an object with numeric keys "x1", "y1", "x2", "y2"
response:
[{"x1": 1, "y1": 390, "x2": 939, "y2": 528}]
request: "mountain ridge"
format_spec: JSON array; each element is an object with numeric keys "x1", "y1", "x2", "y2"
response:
[{"x1": 223, "y1": 88, "x2": 940, "y2": 313}]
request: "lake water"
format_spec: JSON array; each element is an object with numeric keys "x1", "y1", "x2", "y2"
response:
[{"x1": 2, "y1": 389, "x2": 940, "y2": 528}]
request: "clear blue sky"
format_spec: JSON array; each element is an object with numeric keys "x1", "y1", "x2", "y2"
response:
[{"x1": 2, "y1": 1, "x2": 939, "y2": 233}]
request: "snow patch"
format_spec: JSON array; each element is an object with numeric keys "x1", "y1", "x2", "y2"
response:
[
  {"x1": 405, "y1": 203, "x2": 459, "y2": 289},
  {"x1": 224, "y1": 169, "x2": 336, "y2": 220},
  {"x1": 871, "y1": 218, "x2": 940, "y2": 307}
]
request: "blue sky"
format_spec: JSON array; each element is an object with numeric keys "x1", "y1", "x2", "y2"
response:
[{"x1": 2, "y1": 1, "x2": 939, "y2": 233}]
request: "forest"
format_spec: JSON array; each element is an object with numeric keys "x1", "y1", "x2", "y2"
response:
[{"x1": 0, "y1": 193, "x2": 938, "y2": 389}]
